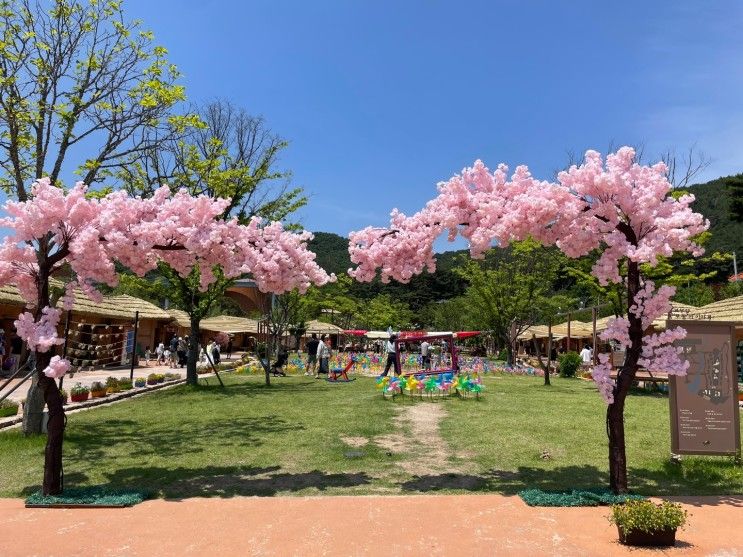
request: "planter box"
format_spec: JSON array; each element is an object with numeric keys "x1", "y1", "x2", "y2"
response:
[
  {"x1": 70, "y1": 393, "x2": 89, "y2": 403},
  {"x1": 90, "y1": 390, "x2": 107, "y2": 399},
  {"x1": 618, "y1": 526, "x2": 676, "y2": 547}
]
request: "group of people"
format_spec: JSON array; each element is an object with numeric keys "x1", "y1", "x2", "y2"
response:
[
  {"x1": 304, "y1": 333, "x2": 331, "y2": 378},
  {"x1": 146, "y1": 336, "x2": 232, "y2": 369}
]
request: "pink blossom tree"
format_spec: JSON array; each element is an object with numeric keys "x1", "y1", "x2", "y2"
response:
[
  {"x1": 348, "y1": 147, "x2": 707, "y2": 493},
  {"x1": 0, "y1": 178, "x2": 333, "y2": 495}
]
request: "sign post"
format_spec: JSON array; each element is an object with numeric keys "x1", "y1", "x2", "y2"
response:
[{"x1": 669, "y1": 320, "x2": 740, "y2": 460}]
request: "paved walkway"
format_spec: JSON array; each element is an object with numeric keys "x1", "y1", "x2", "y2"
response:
[{"x1": 1, "y1": 494, "x2": 741, "y2": 556}]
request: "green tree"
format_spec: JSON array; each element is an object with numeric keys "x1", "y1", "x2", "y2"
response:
[
  {"x1": 356, "y1": 294, "x2": 413, "y2": 331},
  {"x1": 0, "y1": 0, "x2": 190, "y2": 200},
  {"x1": 120, "y1": 100, "x2": 305, "y2": 385},
  {"x1": 456, "y1": 240, "x2": 565, "y2": 366}
]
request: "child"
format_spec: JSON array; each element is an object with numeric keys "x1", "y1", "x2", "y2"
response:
[
  {"x1": 144, "y1": 346, "x2": 151, "y2": 367},
  {"x1": 164, "y1": 348, "x2": 171, "y2": 367}
]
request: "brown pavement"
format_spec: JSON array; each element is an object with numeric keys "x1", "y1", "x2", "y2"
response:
[{"x1": 1, "y1": 494, "x2": 742, "y2": 556}]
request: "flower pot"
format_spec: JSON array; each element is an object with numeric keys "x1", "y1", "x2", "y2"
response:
[
  {"x1": 70, "y1": 392, "x2": 89, "y2": 403},
  {"x1": 618, "y1": 526, "x2": 676, "y2": 547},
  {"x1": 147, "y1": 379, "x2": 157, "y2": 385},
  {"x1": 90, "y1": 390, "x2": 107, "y2": 399}
]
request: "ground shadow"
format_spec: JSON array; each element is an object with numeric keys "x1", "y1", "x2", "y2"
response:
[
  {"x1": 398, "y1": 462, "x2": 743, "y2": 497},
  {"x1": 20, "y1": 464, "x2": 372, "y2": 500}
]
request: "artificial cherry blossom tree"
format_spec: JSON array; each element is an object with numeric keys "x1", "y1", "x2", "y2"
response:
[
  {"x1": 0, "y1": 178, "x2": 333, "y2": 495},
  {"x1": 348, "y1": 147, "x2": 707, "y2": 493}
]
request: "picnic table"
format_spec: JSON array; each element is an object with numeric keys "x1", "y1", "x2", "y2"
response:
[{"x1": 609, "y1": 369, "x2": 669, "y2": 386}]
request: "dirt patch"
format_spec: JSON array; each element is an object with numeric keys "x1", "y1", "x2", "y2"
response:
[
  {"x1": 373, "y1": 402, "x2": 459, "y2": 475},
  {"x1": 340, "y1": 436, "x2": 369, "y2": 448}
]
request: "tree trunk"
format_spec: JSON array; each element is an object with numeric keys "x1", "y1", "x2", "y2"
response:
[
  {"x1": 264, "y1": 333, "x2": 272, "y2": 386},
  {"x1": 34, "y1": 262, "x2": 66, "y2": 495},
  {"x1": 39, "y1": 352, "x2": 65, "y2": 495},
  {"x1": 22, "y1": 373, "x2": 45, "y2": 434},
  {"x1": 544, "y1": 333, "x2": 553, "y2": 386},
  {"x1": 606, "y1": 259, "x2": 643, "y2": 494},
  {"x1": 186, "y1": 317, "x2": 200, "y2": 386}
]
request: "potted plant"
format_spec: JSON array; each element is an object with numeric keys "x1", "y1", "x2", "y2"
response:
[
  {"x1": 70, "y1": 383, "x2": 90, "y2": 403},
  {"x1": 105, "y1": 376, "x2": 121, "y2": 394},
  {"x1": 610, "y1": 500, "x2": 687, "y2": 547},
  {"x1": 118, "y1": 379, "x2": 133, "y2": 390},
  {"x1": 156, "y1": 373, "x2": 165, "y2": 384},
  {"x1": 90, "y1": 381, "x2": 107, "y2": 399},
  {"x1": 134, "y1": 377, "x2": 146, "y2": 388},
  {"x1": 146, "y1": 373, "x2": 158, "y2": 385},
  {"x1": 59, "y1": 388, "x2": 68, "y2": 405}
]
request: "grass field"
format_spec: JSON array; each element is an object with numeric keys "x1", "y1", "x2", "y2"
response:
[{"x1": 1, "y1": 374, "x2": 741, "y2": 498}]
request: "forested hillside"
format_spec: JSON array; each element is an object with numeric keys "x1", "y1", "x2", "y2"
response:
[{"x1": 689, "y1": 174, "x2": 743, "y2": 258}]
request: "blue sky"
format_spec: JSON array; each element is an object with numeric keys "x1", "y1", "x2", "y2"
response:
[{"x1": 120, "y1": 1, "x2": 743, "y2": 240}]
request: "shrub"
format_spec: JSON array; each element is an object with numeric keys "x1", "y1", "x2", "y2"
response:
[
  {"x1": 118, "y1": 379, "x2": 133, "y2": 390},
  {"x1": 0, "y1": 399, "x2": 19, "y2": 418},
  {"x1": 70, "y1": 383, "x2": 89, "y2": 396},
  {"x1": 557, "y1": 352, "x2": 582, "y2": 378},
  {"x1": 610, "y1": 500, "x2": 687, "y2": 534},
  {"x1": 496, "y1": 348, "x2": 508, "y2": 361},
  {"x1": 59, "y1": 388, "x2": 68, "y2": 401}
]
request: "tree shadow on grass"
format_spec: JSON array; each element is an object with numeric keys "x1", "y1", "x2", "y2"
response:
[
  {"x1": 78, "y1": 464, "x2": 371, "y2": 499},
  {"x1": 399, "y1": 461, "x2": 743, "y2": 498}
]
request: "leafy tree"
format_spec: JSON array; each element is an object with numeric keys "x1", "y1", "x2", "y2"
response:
[
  {"x1": 456, "y1": 240, "x2": 566, "y2": 366},
  {"x1": 120, "y1": 100, "x2": 305, "y2": 385},
  {"x1": 0, "y1": 0, "x2": 190, "y2": 201},
  {"x1": 356, "y1": 294, "x2": 413, "y2": 331}
]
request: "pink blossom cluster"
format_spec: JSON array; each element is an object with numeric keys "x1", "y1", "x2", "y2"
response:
[
  {"x1": 348, "y1": 147, "x2": 708, "y2": 403},
  {"x1": 592, "y1": 353, "x2": 616, "y2": 404},
  {"x1": 14, "y1": 307, "x2": 63, "y2": 353},
  {"x1": 0, "y1": 178, "x2": 334, "y2": 378},
  {"x1": 349, "y1": 148, "x2": 707, "y2": 286},
  {"x1": 638, "y1": 326, "x2": 689, "y2": 375},
  {"x1": 630, "y1": 281, "x2": 675, "y2": 329},
  {"x1": 43, "y1": 355, "x2": 71, "y2": 379}
]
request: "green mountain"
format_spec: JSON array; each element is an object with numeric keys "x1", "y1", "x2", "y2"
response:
[{"x1": 689, "y1": 174, "x2": 743, "y2": 259}]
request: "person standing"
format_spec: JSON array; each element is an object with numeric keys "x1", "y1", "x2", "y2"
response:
[
  {"x1": 381, "y1": 334, "x2": 399, "y2": 377},
  {"x1": 155, "y1": 342, "x2": 165, "y2": 365},
  {"x1": 306, "y1": 333, "x2": 319, "y2": 376},
  {"x1": 177, "y1": 336, "x2": 188, "y2": 368},
  {"x1": 226, "y1": 337, "x2": 233, "y2": 360},
  {"x1": 579, "y1": 344, "x2": 593, "y2": 365},
  {"x1": 420, "y1": 339, "x2": 431, "y2": 370},
  {"x1": 315, "y1": 334, "x2": 330, "y2": 379},
  {"x1": 169, "y1": 336, "x2": 179, "y2": 368},
  {"x1": 9, "y1": 329, "x2": 22, "y2": 373}
]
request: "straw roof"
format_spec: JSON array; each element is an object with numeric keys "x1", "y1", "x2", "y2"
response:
[
  {"x1": 305, "y1": 319, "x2": 343, "y2": 334},
  {"x1": 697, "y1": 295, "x2": 743, "y2": 323},
  {"x1": 0, "y1": 282, "x2": 169, "y2": 321},
  {"x1": 105, "y1": 295, "x2": 171, "y2": 320},
  {"x1": 551, "y1": 320, "x2": 593, "y2": 338},
  {"x1": 167, "y1": 309, "x2": 191, "y2": 328},
  {"x1": 517, "y1": 325, "x2": 566, "y2": 340},
  {"x1": 200, "y1": 315, "x2": 259, "y2": 334}
]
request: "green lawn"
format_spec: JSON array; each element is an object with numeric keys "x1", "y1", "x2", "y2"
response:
[{"x1": 0, "y1": 374, "x2": 741, "y2": 498}]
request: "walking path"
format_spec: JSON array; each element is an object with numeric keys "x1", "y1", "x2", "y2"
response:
[{"x1": 1, "y1": 494, "x2": 741, "y2": 556}]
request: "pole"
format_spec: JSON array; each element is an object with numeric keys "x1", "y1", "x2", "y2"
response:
[
  {"x1": 567, "y1": 312, "x2": 571, "y2": 352},
  {"x1": 58, "y1": 310, "x2": 72, "y2": 390},
  {"x1": 547, "y1": 320, "x2": 553, "y2": 374},
  {"x1": 734, "y1": 251, "x2": 739, "y2": 282},
  {"x1": 592, "y1": 306, "x2": 598, "y2": 365},
  {"x1": 129, "y1": 311, "x2": 139, "y2": 382}
]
